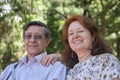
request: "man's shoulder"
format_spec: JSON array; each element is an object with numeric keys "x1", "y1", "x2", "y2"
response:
[
  {"x1": 54, "y1": 61, "x2": 65, "y2": 65},
  {"x1": 51, "y1": 61, "x2": 66, "y2": 68},
  {"x1": 5, "y1": 62, "x2": 17, "y2": 68},
  {"x1": 48, "y1": 61, "x2": 66, "y2": 73}
]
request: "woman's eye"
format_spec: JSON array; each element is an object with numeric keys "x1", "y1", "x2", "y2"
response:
[
  {"x1": 78, "y1": 30, "x2": 83, "y2": 33},
  {"x1": 68, "y1": 33, "x2": 74, "y2": 36}
]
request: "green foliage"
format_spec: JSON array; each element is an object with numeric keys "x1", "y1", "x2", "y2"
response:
[
  {"x1": 0, "y1": 0, "x2": 33, "y2": 71},
  {"x1": 0, "y1": 0, "x2": 120, "y2": 71}
]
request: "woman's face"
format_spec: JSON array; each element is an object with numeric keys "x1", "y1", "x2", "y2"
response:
[
  {"x1": 24, "y1": 26, "x2": 50, "y2": 58},
  {"x1": 68, "y1": 21, "x2": 93, "y2": 53}
]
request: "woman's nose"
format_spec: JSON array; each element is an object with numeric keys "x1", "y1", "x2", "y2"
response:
[{"x1": 73, "y1": 32, "x2": 79, "y2": 38}]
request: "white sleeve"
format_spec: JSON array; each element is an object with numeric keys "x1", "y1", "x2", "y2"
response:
[{"x1": 47, "y1": 61, "x2": 66, "y2": 80}]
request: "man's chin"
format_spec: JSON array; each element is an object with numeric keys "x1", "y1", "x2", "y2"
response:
[{"x1": 28, "y1": 51, "x2": 39, "y2": 55}]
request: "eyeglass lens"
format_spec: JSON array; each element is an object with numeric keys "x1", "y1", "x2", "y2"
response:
[{"x1": 24, "y1": 34, "x2": 43, "y2": 40}]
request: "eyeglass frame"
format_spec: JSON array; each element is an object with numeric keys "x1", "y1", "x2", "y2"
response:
[{"x1": 23, "y1": 33, "x2": 45, "y2": 40}]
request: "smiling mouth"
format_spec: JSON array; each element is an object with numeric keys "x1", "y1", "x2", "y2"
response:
[
  {"x1": 74, "y1": 41, "x2": 81, "y2": 44},
  {"x1": 28, "y1": 45, "x2": 38, "y2": 48},
  {"x1": 74, "y1": 40, "x2": 82, "y2": 44}
]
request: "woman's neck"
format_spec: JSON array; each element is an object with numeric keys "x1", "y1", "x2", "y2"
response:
[{"x1": 77, "y1": 50, "x2": 92, "y2": 63}]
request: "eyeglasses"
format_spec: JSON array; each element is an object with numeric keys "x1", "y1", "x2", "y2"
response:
[{"x1": 23, "y1": 34, "x2": 44, "y2": 40}]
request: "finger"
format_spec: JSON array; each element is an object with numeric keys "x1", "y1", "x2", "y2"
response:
[
  {"x1": 45, "y1": 58, "x2": 53, "y2": 67},
  {"x1": 41, "y1": 57, "x2": 49, "y2": 66},
  {"x1": 51, "y1": 59, "x2": 57, "y2": 64}
]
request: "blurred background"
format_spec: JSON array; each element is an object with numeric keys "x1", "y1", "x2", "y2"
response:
[{"x1": 0, "y1": 0, "x2": 120, "y2": 72}]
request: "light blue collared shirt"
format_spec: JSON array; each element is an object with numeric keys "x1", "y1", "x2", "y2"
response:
[{"x1": 0, "y1": 52, "x2": 66, "y2": 80}]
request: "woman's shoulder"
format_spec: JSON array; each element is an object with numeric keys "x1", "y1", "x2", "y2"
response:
[
  {"x1": 94, "y1": 53, "x2": 120, "y2": 79},
  {"x1": 85, "y1": 53, "x2": 120, "y2": 68},
  {"x1": 73, "y1": 53, "x2": 119, "y2": 67},
  {"x1": 93, "y1": 53, "x2": 120, "y2": 68},
  {"x1": 96, "y1": 53, "x2": 119, "y2": 62}
]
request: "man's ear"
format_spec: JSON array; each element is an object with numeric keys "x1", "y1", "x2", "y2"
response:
[{"x1": 45, "y1": 38, "x2": 51, "y2": 47}]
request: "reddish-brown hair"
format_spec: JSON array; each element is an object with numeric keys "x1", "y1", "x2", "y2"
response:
[{"x1": 62, "y1": 15, "x2": 112, "y2": 68}]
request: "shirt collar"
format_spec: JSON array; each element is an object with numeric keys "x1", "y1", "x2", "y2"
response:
[
  {"x1": 34, "y1": 52, "x2": 47, "y2": 62},
  {"x1": 19, "y1": 52, "x2": 47, "y2": 64}
]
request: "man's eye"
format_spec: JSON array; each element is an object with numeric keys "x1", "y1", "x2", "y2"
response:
[
  {"x1": 24, "y1": 34, "x2": 31, "y2": 39},
  {"x1": 34, "y1": 35, "x2": 43, "y2": 39}
]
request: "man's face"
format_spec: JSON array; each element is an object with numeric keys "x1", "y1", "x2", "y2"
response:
[{"x1": 24, "y1": 26, "x2": 50, "y2": 58}]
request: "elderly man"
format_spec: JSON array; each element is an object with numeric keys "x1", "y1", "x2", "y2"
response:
[{"x1": 0, "y1": 21, "x2": 66, "y2": 80}]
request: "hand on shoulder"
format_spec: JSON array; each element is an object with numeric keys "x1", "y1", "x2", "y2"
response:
[{"x1": 41, "y1": 53, "x2": 60, "y2": 67}]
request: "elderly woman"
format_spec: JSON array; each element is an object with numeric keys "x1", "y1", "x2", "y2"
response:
[{"x1": 42, "y1": 15, "x2": 120, "y2": 80}]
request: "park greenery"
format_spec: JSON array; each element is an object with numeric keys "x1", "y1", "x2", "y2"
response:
[{"x1": 0, "y1": 0, "x2": 120, "y2": 72}]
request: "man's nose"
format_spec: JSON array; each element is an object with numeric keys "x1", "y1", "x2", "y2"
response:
[{"x1": 29, "y1": 36, "x2": 36, "y2": 42}]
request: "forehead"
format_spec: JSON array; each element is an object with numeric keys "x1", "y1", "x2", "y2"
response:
[
  {"x1": 25, "y1": 25, "x2": 45, "y2": 34},
  {"x1": 68, "y1": 21, "x2": 84, "y2": 31}
]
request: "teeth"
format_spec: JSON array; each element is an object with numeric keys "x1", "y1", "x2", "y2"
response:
[{"x1": 74, "y1": 41, "x2": 81, "y2": 44}]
